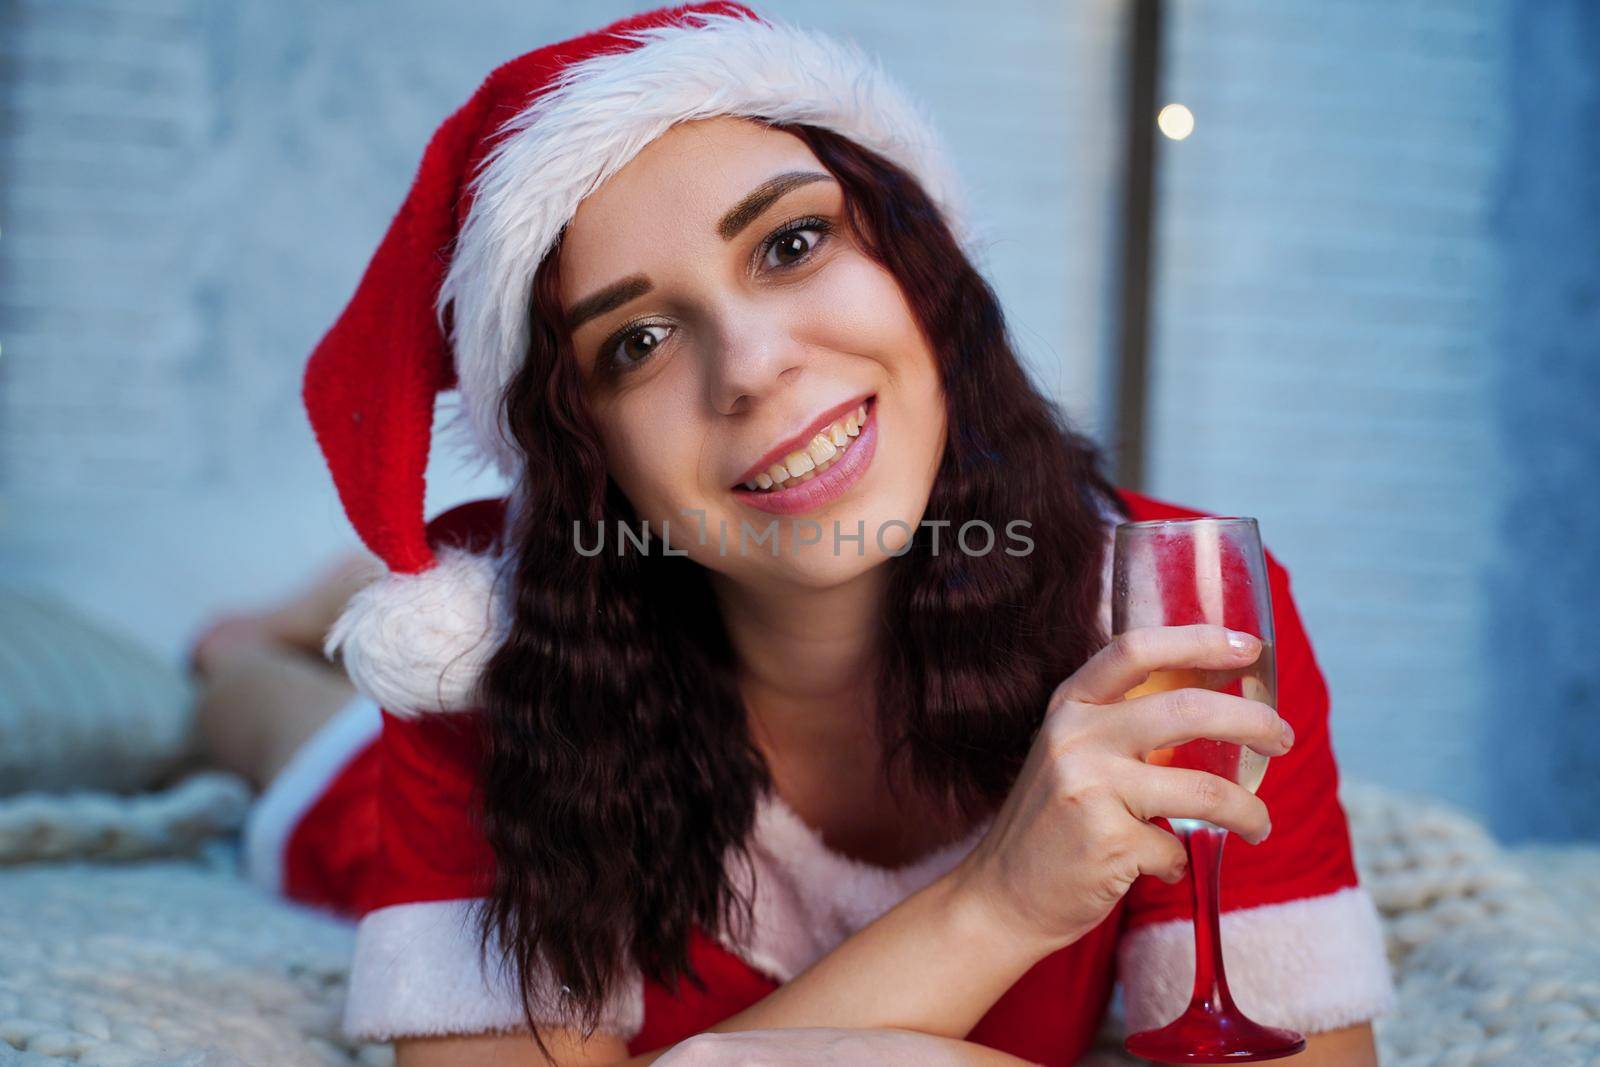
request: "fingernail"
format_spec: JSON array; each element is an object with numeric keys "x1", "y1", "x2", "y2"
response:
[
  {"x1": 1226, "y1": 630, "x2": 1258, "y2": 653},
  {"x1": 1251, "y1": 822, "x2": 1271, "y2": 845},
  {"x1": 1280, "y1": 720, "x2": 1296, "y2": 750}
]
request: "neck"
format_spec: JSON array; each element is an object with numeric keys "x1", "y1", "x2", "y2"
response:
[{"x1": 709, "y1": 563, "x2": 889, "y2": 767}]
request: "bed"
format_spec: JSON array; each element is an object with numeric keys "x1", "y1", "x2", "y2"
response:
[{"x1": 2, "y1": 587, "x2": 1596, "y2": 1066}]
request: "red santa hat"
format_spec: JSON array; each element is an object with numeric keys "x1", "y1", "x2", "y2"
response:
[{"x1": 303, "y1": 2, "x2": 979, "y2": 716}]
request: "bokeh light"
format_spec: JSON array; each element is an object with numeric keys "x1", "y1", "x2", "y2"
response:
[{"x1": 1157, "y1": 102, "x2": 1195, "y2": 140}]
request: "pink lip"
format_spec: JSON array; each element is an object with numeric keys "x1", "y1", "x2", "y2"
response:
[
  {"x1": 731, "y1": 392, "x2": 875, "y2": 489},
  {"x1": 730, "y1": 400, "x2": 877, "y2": 516}
]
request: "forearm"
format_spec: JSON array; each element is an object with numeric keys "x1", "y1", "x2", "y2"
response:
[
  {"x1": 621, "y1": 871, "x2": 1052, "y2": 1064},
  {"x1": 630, "y1": 1028, "x2": 1040, "y2": 1067},
  {"x1": 1287, "y1": 1023, "x2": 1379, "y2": 1065},
  {"x1": 718, "y1": 871, "x2": 1043, "y2": 1035},
  {"x1": 918, "y1": 1032, "x2": 1041, "y2": 1065}
]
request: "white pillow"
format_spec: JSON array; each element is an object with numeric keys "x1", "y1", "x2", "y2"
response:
[{"x1": 0, "y1": 586, "x2": 199, "y2": 795}]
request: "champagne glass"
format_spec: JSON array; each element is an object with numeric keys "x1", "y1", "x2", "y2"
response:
[{"x1": 1112, "y1": 517, "x2": 1306, "y2": 1063}]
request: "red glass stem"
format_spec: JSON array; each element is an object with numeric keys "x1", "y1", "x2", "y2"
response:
[{"x1": 1185, "y1": 824, "x2": 1241, "y2": 1016}]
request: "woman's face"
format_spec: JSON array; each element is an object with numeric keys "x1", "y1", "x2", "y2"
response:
[{"x1": 557, "y1": 116, "x2": 947, "y2": 588}]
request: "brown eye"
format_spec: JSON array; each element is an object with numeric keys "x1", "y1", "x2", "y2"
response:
[
  {"x1": 608, "y1": 323, "x2": 670, "y2": 371},
  {"x1": 760, "y1": 221, "x2": 830, "y2": 271}
]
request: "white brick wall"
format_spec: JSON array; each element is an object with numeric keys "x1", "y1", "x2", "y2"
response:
[
  {"x1": 0, "y1": 0, "x2": 215, "y2": 492},
  {"x1": 1144, "y1": 0, "x2": 1509, "y2": 816}
]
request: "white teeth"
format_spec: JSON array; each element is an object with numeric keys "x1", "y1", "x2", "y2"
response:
[
  {"x1": 741, "y1": 399, "x2": 872, "y2": 493},
  {"x1": 807, "y1": 435, "x2": 838, "y2": 464}
]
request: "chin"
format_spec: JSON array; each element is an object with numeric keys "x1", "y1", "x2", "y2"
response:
[
  {"x1": 775, "y1": 540, "x2": 893, "y2": 589},
  {"x1": 775, "y1": 492, "x2": 932, "y2": 586}
]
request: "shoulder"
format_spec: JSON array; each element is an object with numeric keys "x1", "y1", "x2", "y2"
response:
[{"x1": 425, "y1": 495, "x2": 511, "y2": 554}]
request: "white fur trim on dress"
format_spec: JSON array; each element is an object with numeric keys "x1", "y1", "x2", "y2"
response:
[
  {"x1": 716, "y1": 788, "x2": 995, "y2": 983},
  {"x1": 339, "y1": 788, "x2": 981, "y2": 1044},
  {"x1": 341, "y1": 773, "x2": 1387, "y2": 1043},
  {"x1": 322, "y1": 543, "x2": 510, "y2": 716},
  {"x1": 436, "y1": 7, "x2": 983, "y2": 477},
  {"x1": 1117, "y1": 884, "x2": 1397, "y2": 1036},
  {"x1": 343, "y1": 898, "x2": 646, "y2": 1042},
  {"x1": 241, "y1": 692, "x2": 383, "y2": 895}
]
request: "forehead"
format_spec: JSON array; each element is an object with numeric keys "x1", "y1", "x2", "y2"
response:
[{"x1": 558, "y1": 117, "x2": 823, "y2": 286}]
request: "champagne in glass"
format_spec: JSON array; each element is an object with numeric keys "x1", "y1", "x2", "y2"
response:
[
  {"x1": 1120, "y1": 646, "x2": 1275, "y2": 833},
  {"x1": 1113, "y1": 516, "x2": 1306, "y2": 1063}
]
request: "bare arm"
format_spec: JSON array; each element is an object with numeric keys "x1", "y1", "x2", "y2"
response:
[
  {"x1": 395, "y1": 870, "x2": 1055, "y2": 1066},
  {"x1": 1286, "y1": 1023, "x2": 1379, "y2": 1066},
  {"x1": 395, "y1": 1016, "x2": 1376, "y2": 1067},
  {"x1": 684, "y1": 868, "x2": 1049, "y2": 1041},
  {"x1": 397, "y1": 625, "x2": 1301, "y2": 1066},
  {"x1": 397, "y1": 1027, "x2": 1037, "y2": 1067},
  {"x1": 658, "y1": 626, "x2": 1299, "y2": 1067}
]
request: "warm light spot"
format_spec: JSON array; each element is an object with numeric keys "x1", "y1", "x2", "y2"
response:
[{"x1": 1157, "y1": 103, "x2": 1195, "y2": 141}]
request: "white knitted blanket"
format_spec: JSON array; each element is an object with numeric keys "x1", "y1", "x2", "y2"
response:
[{"x1": 1, "y1": 777, "x2": 1596, "y2": 1067}]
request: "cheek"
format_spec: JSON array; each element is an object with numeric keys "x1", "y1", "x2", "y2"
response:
[
  {"x1": 594, "y1": 394, "x2": 701, "y2": 522},
  {"x1": 805, "y1": 255, "x2": 922, "y2": 354},
  {"x1": 815, "y1": 257, "x2": 944, "y2": 438}
]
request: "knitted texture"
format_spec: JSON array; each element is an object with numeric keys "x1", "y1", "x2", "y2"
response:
[
  {"x1": 1345, "y1": 782, "x2": 1600, "y2": 1065},
  {"x1": 0, "y1": 780, "x2": 1596, "y2": 1066},
  {"x1": 0, "y1": 773, "x2": 250, "y2": 864}
]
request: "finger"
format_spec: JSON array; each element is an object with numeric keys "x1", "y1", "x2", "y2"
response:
[
  {"x1": 1059, "y1": 624, "x2": 1262, "y2": 706},
  {"x1": 1114, "y1": 686, "x2": 1292, "y2": 759},
  {"x1": 1129, "y1": 818, "x2": 1191, "y2": 885},
  {"x1": 1120, "y1": 761, "x2": 1273, "y2": 844}
]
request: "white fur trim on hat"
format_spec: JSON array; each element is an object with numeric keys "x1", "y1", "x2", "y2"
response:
[
  {"x1": 436, "y1": 8, "x2": 982, "y2": 478},
  {"x1": 323, "y1": 543, "x2": 510, "y2": 716}
]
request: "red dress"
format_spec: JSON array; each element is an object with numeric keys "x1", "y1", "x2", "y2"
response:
[{"x1": 241, "y1": 487, "x2": 1394, "y2": 1061}]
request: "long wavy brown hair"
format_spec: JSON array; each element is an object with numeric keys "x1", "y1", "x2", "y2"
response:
[{"x1": 470, "y1": 119, "x2": 1130, "y2": 1057}]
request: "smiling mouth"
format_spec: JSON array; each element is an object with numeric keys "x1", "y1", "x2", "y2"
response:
[{"x1": 736, "y1": 398, "x2": 874, "y2": 492}]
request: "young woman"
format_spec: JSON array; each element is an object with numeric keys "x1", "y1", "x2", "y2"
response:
[{"x1": 217, "y1": 5, "x2": 1395, "y2": 1064}]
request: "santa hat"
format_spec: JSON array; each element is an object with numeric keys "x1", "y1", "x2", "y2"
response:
[{"x1": 303, "y1": 2, "x2": 980, "y2": 716}]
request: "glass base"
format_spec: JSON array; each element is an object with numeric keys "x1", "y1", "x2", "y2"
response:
[{"x1": 1124, "y1": 1003, "x2": 1307, "y2": 1063}]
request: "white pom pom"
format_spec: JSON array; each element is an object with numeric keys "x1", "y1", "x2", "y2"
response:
[{"x1": 323, "y1": 544, "x2": 509, "y2": 715}]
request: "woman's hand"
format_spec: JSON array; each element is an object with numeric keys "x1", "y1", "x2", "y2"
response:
[
  {"x1": 653, "y1": 1027, "x2": 1037, "y2": 1066},
  {"x1": 949, "y1": 623, "x2": 1294, "y2": 957}
]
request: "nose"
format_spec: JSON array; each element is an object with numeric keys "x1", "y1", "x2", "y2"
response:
[{"x1": 707, "y1": 305, "x2": 805, "y2": 416}]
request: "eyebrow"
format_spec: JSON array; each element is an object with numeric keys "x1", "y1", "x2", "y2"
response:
[{"x1": 563, "y1": 170, "x2": 836, "y2": 334}]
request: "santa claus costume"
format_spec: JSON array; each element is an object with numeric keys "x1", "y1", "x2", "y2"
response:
[{"x1": 256, "y1": 3, "x2": 1396, "y2": 1061}]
